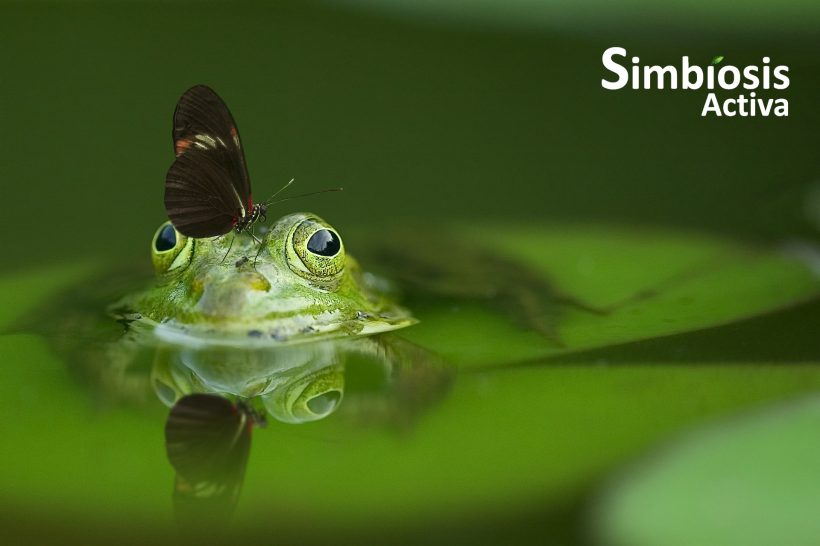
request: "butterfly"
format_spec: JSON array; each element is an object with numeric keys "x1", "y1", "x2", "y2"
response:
[
  {"x1": 164, "y1": 393, "x2": 266, "y2": 527},
  {"x1": 164, "y1": 85, "x2": 271, "y2": 240},
  {"x1": 164, "y1": 85, "x2": 340, "y2": 245}
]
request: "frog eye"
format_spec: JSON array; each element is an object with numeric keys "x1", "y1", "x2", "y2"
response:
[
  {"x1": 307, "y1": 229, "x2": 341, "y2": 257},
  {"x1": 287, "y1": 218, "x2": 345, "y2": 287},
  {"x1": 154, "y1": 223, "x2": 177, "y2": 252},
  {"x1": 151, "y1": 221, "x2": 193, "y2": 274}
]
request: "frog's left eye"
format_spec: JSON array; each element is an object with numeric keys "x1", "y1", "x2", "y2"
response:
[
  {"x1": 287, "y1": 218, "x2": 345, "y2": 287},
  {"x1": 151, "y1": 221, "x2": 192, "y2": 274}
]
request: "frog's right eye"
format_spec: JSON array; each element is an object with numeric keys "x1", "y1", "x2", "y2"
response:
[
  {"x1": 151, "y1": 221, "x2": 192, "y2": 273},
  {"x1": 154, "y1": 223, "x2": 177, "y2": 252}
]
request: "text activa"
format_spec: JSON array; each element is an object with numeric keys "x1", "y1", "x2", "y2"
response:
[
  {"x1": 701, "y1": 92, "x2": 788, "y2": 117},
  {"x1": 601, "y1": 47, "x2": 790, "y2": 117}
]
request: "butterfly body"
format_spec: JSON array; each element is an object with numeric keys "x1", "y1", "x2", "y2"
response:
[{"x1": 233, "y1": 202, "x2": 267, "y2": 235}]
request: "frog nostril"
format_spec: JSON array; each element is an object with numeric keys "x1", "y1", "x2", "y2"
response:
[{"x1": 245, "y1": 272, "x2": 271, "y2": 292}]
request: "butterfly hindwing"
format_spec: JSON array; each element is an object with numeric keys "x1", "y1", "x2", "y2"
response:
[
  {"x1": 165, "y1": 147, "x2": 243, "y2": 237},
  {"x1": 165, "y1": 394, "x2": 255, "y2": 526}
]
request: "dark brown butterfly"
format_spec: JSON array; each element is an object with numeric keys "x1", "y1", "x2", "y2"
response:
[
  {"x1": 164, "y1": 85, "x2": 341, "y2": 243},
  {"x1": 165, "y1": 85, "x2": 267, "y2": 239},
  {"x1": 164, "y1": 393, "x2": 266, "y2": 527}
]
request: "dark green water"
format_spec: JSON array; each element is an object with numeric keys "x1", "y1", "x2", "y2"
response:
[
  {"x1": 1, "y1": 2, "x2": 819, "y2": 545},
  {"x1": 2, "y1": 0, "x2": 819, "y2": 273}
]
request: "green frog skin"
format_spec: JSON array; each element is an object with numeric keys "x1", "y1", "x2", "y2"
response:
[{"x1": 119, "y1": 212, "x2": 415, "y2": 346}]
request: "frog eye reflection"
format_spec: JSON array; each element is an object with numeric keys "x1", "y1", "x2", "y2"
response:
[
  {"x1": 288, "y1": 218, "x2": 345, "y2": 286},
  {"x1": 306, "y1": 390, "x2": 342, "y2": 415},
  {"x1": 151, "y1": 221, "x2": 191, "y2": 274},
  {"x1": 261, "y1": 364, "x2": 344, "y2": 424}
]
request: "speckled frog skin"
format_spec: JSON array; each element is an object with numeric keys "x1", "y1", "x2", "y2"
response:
[{"x1": 118, "y1": 213, "x2": 415, "y2": 345}]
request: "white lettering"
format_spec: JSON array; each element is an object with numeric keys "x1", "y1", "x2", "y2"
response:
[
  {"x1": 701, "y1": 93, "x2": 721, "y2": 116},
  {"x1": 601, "y1": 47, "x2": 628, "y2": 90}
]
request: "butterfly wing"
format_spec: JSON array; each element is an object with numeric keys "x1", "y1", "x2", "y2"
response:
[
  {"x1": 165, "y1": 85, "x2": 252, "y2": 237},
  {"x1": 165, "y1": 147, "x2": 243, "y2": 237},
  {"x1": 165, "y1": 394, "x2": 253, "y2": 526}
]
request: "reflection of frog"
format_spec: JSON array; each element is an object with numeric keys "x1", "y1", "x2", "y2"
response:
[
  {"x1": 157, "y1": 330, "x2": 453, "y2": 530},
  {"x1": 150, "y1": 335, "x2": 451, "y2": 427}
]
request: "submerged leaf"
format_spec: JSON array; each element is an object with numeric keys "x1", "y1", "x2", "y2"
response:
[
  {"x1": 394, "y1": 224, "x2": 819, "y2": 367},
  {"x1": 594, "y1": 394, "x2": 820, "y2": 546}
]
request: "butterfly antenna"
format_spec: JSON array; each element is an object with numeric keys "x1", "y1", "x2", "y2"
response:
[
  {"x1": 259, "y1": 178, "x2": 295, "y2": 205},
  {"x1": 265, "y1": 187, "x2": 344, "y2": 206}
]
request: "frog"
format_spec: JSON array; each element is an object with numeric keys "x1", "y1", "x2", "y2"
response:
[{"x1": 114, "y1": 212, "x2": 416, "y2": 346}]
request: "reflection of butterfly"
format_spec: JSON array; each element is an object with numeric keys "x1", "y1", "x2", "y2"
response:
[
  {"x1": 164, "y1": 85, "x2": 266, "y2": 239},
  {"x1": 164, "y1": 394, "x2": 266, "y2": 527}
]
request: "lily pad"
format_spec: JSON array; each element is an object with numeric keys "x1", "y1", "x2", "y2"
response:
[
  {"x1": 594, "y1": 394, "x2": 820, "y2": 546},
  {"x1": 399, "y1": 224, "x2": 819, "y2": 368}
]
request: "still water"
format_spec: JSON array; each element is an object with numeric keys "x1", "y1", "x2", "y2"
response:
[{"x1": 1, "y1": 1, "x2": 819, "y2": 545}]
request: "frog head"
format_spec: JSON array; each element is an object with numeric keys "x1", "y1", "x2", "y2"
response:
[{"x1": 125, "y1": 213, "x2": 414, "y2": 345}]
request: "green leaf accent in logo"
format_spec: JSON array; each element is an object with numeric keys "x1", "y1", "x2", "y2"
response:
[{"x1": 711, "y1": 55, "x2": 725, "y2": 65}]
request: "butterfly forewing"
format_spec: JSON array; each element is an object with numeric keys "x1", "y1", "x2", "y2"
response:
[{"x1": 165, "y1": 85, "x2": 252, "y2": 237}]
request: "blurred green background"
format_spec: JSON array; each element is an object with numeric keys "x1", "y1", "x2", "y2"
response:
[
  {"x1": 2, "y1": 0, "x2": 819, "y2": 272},
  {"x1": 1, "y1": 1, "x2": 819, "y2": 545}
]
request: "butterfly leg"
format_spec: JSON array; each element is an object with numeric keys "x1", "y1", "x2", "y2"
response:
[
  {"x1": 250, "y1": 229, "x2": 267, "y2": 268},
  {"x1": 220, "y1": 234, "x2": 236, "y2": 264}
]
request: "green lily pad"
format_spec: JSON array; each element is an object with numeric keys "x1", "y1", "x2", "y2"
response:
[
  {"x1": 400, "y1": 224, "x2": 819, "y2": 368},
  {"x1": 594, "y1": 394, "x2": 820, "y2": 546}
]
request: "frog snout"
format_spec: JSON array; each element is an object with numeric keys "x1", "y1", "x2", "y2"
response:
[
  {"x1": 208, "y1": 272, "x2": 270, "y2": 294},
  {"x1": 195, "y1": 272, "x2": 271, "y2": 317}
]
